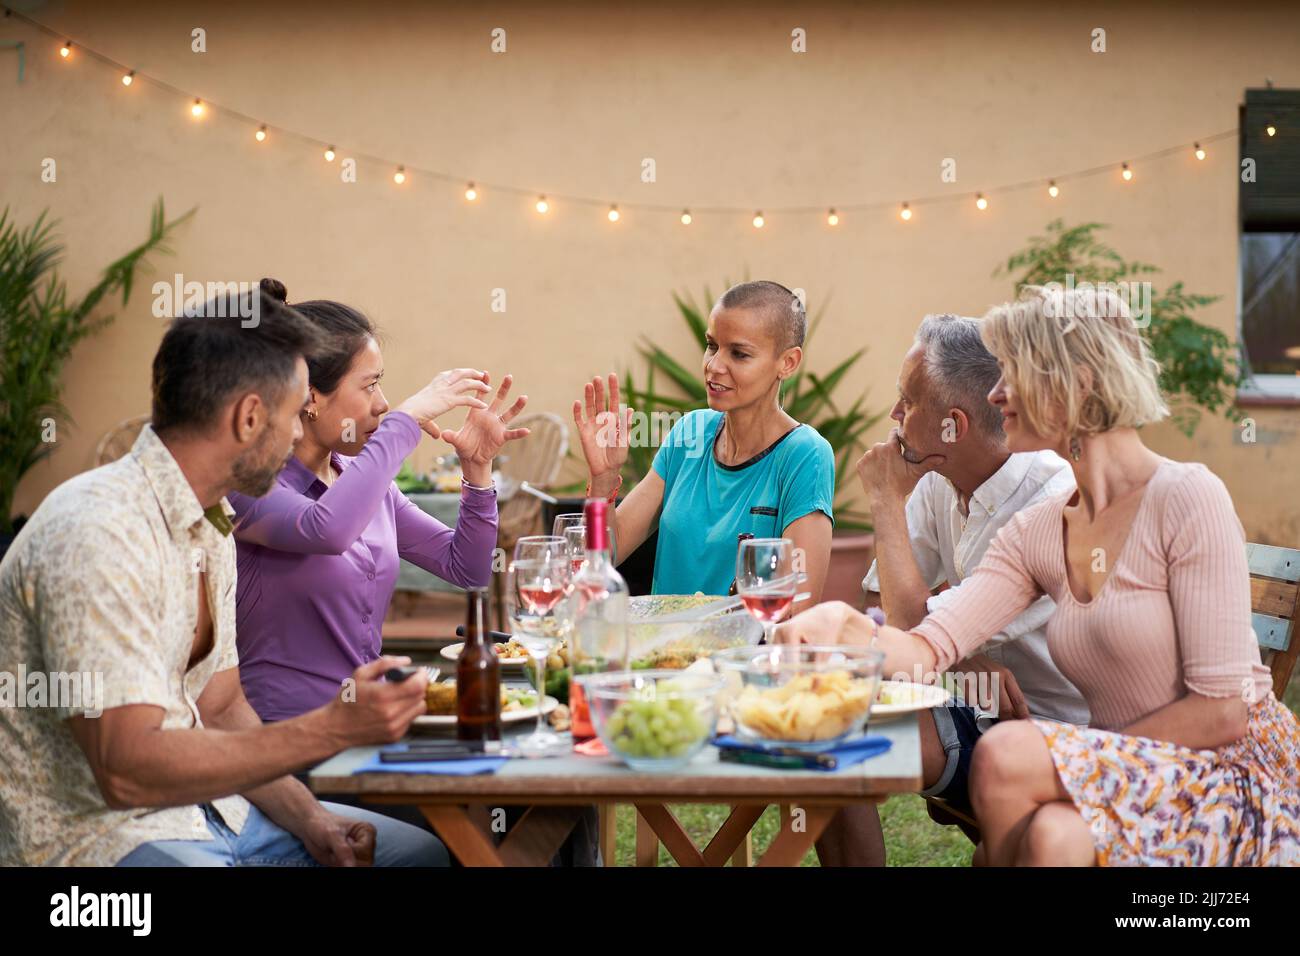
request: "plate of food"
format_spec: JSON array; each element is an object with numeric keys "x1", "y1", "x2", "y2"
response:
[
  {"x1": 415, "y1": 681, "x2": 559, "y2": 727},
  {"x1": 441, "y1": 639, "x2": 533, "y2": 667},
  {"x1": 868, "y1": 680, "x2": 952, "y2": 721}
]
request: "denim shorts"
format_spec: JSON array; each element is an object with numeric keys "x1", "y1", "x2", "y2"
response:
[{"x1": 919, "y1": 704, "x2": 988, "y2": 816}]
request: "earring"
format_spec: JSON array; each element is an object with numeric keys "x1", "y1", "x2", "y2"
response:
[
  {"x1": 1069, "y1": 436, "x2": 1082, "y2": 462},
  {"x1": 306, "y1": 408, "x2": 318, "y2": 422}
]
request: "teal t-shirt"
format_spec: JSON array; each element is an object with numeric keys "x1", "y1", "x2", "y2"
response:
[{"x1": 649, "y1": 409, "x2": 835, "y2": 596}]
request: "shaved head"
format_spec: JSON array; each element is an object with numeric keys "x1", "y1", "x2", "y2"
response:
[{"x1": 716, "y1": 280, "x2": 806, "y2": 353}]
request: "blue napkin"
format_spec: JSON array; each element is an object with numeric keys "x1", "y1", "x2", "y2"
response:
[
  {"x1": 353, "y1": 746, "x2": 507, "y2": 776},
  {"x1": 713, "y1": 734, "x2": 891, "y2": 771}
]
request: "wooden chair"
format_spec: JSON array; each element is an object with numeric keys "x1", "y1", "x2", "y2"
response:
[
  {"x1": 492, "y1": 412, "x2": 568, "y2": 629},
  {"x1": 94, "y1": 414, "x2": 151, "y2": 466},
  {"x1": 924, "y1": 540, "x2": 1300, "y2": 848},
  {"x1": 1247, "y1": 543, "x2": 1300, "y2": 699}
]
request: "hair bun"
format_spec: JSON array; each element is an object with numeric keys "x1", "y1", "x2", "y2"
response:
[{"x1": 259, "y1": 277, "x2": 288, "y2": 303}]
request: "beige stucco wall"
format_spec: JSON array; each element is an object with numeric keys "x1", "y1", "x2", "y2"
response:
[{"x1": 4, "y1": 0, "x2": 1299, "y2": 543}]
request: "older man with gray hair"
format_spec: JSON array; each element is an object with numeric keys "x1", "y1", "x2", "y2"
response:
[{"x1": 814, "y1": 313, "x2": 1088, "y2": 867}]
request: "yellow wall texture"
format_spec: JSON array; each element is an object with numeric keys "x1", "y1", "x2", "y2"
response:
[{"x1": 4, "y1": 0, "x2": 1299, "y2": 542}]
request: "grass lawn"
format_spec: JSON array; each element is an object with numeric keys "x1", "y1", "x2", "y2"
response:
[{"x1": 612, "y1": 671, "x2": 1300, "y2": 867}]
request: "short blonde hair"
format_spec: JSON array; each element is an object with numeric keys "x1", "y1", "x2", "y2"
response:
[{"x1": 979, "y1": 284, "x2": 1168, "y2": 439}]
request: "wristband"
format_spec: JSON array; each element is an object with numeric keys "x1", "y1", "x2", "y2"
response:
[{"x1": 585, "y1": 473, "x2": 623, "y2": 504}]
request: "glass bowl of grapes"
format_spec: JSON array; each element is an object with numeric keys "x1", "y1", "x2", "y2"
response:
[{"x1": 583, "y1": 669, "x2": 725, "y2": 771}]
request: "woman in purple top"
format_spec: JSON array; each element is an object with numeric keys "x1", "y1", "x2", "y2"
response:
[{"x1": 229, "y1": 281, "x2": 530, "y2": 721}]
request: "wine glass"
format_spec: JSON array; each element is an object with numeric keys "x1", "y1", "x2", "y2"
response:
[
  {"x1": 735, "y1": 538, "x2": 798, "y2": 644},
  {"x1": 564, "y1": 525, "x2": 587, "y2": 576},
  {"x1": 552, "y1": 512, "x2": 585, "y2": 539},
  {"x1": 508, "y1": 536, "x2": 573, "y2": 757}
]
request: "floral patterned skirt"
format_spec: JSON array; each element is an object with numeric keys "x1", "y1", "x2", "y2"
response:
[{"x1": 1034, "y1": 693, "x2": 1300, "y2": 866}]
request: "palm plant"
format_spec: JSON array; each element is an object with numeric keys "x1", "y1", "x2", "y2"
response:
[
  {"x1": 617, "y1": 281, "x2": 884, "y2": 530},
  {"x1": 995, "y1": 220, "x2": 1241, "y2": 436},
  {"x1": 0, "y1": 199, "x2": 194, "y2": 534}
]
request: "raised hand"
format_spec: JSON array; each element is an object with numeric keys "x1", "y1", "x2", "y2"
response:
[
  {"x1": 440, "y1": 373, "x2": 531, "y2": 473},
  {"x1": 396, "y1": 368, "x2": 493, "y2": 440},
  {"x1": 571, "y1": 373, "x2": 630, "y2": 495}
]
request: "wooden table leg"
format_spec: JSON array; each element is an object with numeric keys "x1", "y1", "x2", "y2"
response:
[
  {"x1": 598, "y1": 804, "x2": 618, "y2": 866},
  {"x1": 421, "y1": 805, "x2": 505, "y2": 867},
  {"x1": 757, "y1": 805, "x2": 837, "y2": 867},
  {"x1": 634, "y1": 804, "x2": 706, "y2": 866},
  {"x1": 497, "y1": 806, "x2": 585, "y2": 867},
  {"x1": 702, "y1": 804, "x2": 765, "y2": 867},
  {"x1": 635, "y1": 810, "x2": 659, "y2": 867},
  {"x1": 419, "y1": 804, "x2": 584, "y2": 867}
]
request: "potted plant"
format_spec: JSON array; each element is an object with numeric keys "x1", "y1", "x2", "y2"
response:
[
  {"x1": 561, "y1": 279, "x2": 885, "y2": 601},
  {"x1": 0, "y1": 199, "x2": 193, "y2": 559}
]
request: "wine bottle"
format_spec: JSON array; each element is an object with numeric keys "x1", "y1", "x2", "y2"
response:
[
  {"x1": 569, "y1": 498, "x2": 629, "y2": 744},
  {"x1": 456, "y1": 587, "x2": 501, "y2": 742}
]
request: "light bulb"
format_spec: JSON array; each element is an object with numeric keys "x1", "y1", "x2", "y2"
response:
[
  {"x1": 393, "y1": 166, "x2": 406, "y2": 185},
  {"x1": 975, "y1": 194, "x2": 988, "y2": 211},
  {"x1": 752, "y1": 212, "x2": 765, "y2": 228},
  {"x1": 680, "y1": 210, "x2": 692, "y2": 225},
  {"x1": 1266, "y1": 124, "x2": 1277, "y2": 137},
  {"x1": 1048, "y1": 181, "x2": 1059, "y2": 198},
  {"x1": 121, "y1": 71, "x2": 134, "y2": 87},
  {"x1": 1121, "y1": 163, "x2": 1133, "y2": 181},
  {"x1": 827, "y1": 208, "x2": 839, "y2": 226},
  {"x1": 465, "y1": 183, "x2": 478, "y2": 201},
  {"x1": 59, "y1": 42, "x2": 71, "y2": 59},
  {"x1": 190, "y1": 99, "x2": 204, "y2": 118},
  {"x1": 900, "y1": 203, "x2": 912, "y2": 221},
  {"x1": 607, "y1": 205, "x2": 620, "y2": 222},
  {"x1": 1194, "y1": 143, "x2": 1206, "y2": 161},
  {"x1": 255, "y1": 125, "x2": 267, "y2": 142},
  {"x1": 324, "y1": 146, "x2": 336, "y2": 162},
  {"x1": 536, "y1": 196, "x2": 549, "y2": 214}
]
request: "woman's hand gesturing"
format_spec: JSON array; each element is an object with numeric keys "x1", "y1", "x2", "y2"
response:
[
  {"x1": 396, "y1": 369, "x2": 493, "y2": 439},
  {"x1": 572, "y1": 373, "x2": 630, "y2": 498},
  {"x1": 440, "y1": 373, "x2": 531, "y2": 486}
]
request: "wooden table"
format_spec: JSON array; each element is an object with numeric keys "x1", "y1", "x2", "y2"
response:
[{"x1": 309, "y1": 715, "x2": 921, "y2": 866}]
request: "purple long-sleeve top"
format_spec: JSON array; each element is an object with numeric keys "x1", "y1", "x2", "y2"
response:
[{"x1": 228, "y1": 410, "x2": 498, "y2": 721}]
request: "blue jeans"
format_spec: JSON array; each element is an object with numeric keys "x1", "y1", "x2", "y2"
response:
[{"x1": 115, "y1": 802, "x2": 449, "y2": 867}]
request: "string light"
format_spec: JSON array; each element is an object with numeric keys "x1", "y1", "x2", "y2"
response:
[
  {"x1": 0, "y1": 11, "x2": 1253, "y2": 233},
  {"x1": 1266, "y1": 123, "x2": 1277, "y2": 137}
]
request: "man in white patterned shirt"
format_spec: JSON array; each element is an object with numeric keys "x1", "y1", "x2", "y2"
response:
[
  {"x1": 0, "y1": 286, "x2": 444, "y2": 866},
  {"x1": 815, "y1": 313, "x2": 1087, "y2": 867}
]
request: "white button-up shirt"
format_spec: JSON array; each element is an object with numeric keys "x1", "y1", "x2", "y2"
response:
[{"x1": 863, "y1": 450, "x2": 1090, "y2": 728}]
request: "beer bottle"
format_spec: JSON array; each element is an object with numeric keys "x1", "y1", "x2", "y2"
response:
[{"x1": 456, "y1": 587, "x2": 501, "y2": 742}]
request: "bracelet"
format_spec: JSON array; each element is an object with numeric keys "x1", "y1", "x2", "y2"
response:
[
  {"x1": 461, "y1": 478, "x2": 496, "y2": 493},
  {"x1": 585, "y1": 473, "x2": 623, "y2": 504}
]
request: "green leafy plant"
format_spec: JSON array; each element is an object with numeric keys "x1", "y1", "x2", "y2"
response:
[
  {"x1": 995, "y1": 220, "x2": 1241, "y2": 436},
  {"x1": 0, "y1": 199, "x2": 194, "y2": 534},
  {"x1": 567, "y1": 280, "x2": 884, "y2": 530}
]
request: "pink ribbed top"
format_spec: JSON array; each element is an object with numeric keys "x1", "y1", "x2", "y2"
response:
[{"x1": 913, "y1": 458, "x2": 1272, "y2": 731}]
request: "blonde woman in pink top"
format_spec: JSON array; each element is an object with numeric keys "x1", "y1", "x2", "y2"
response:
[{"x1": 777, "y1": 284, "x2": 1299, "y2": 866}]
